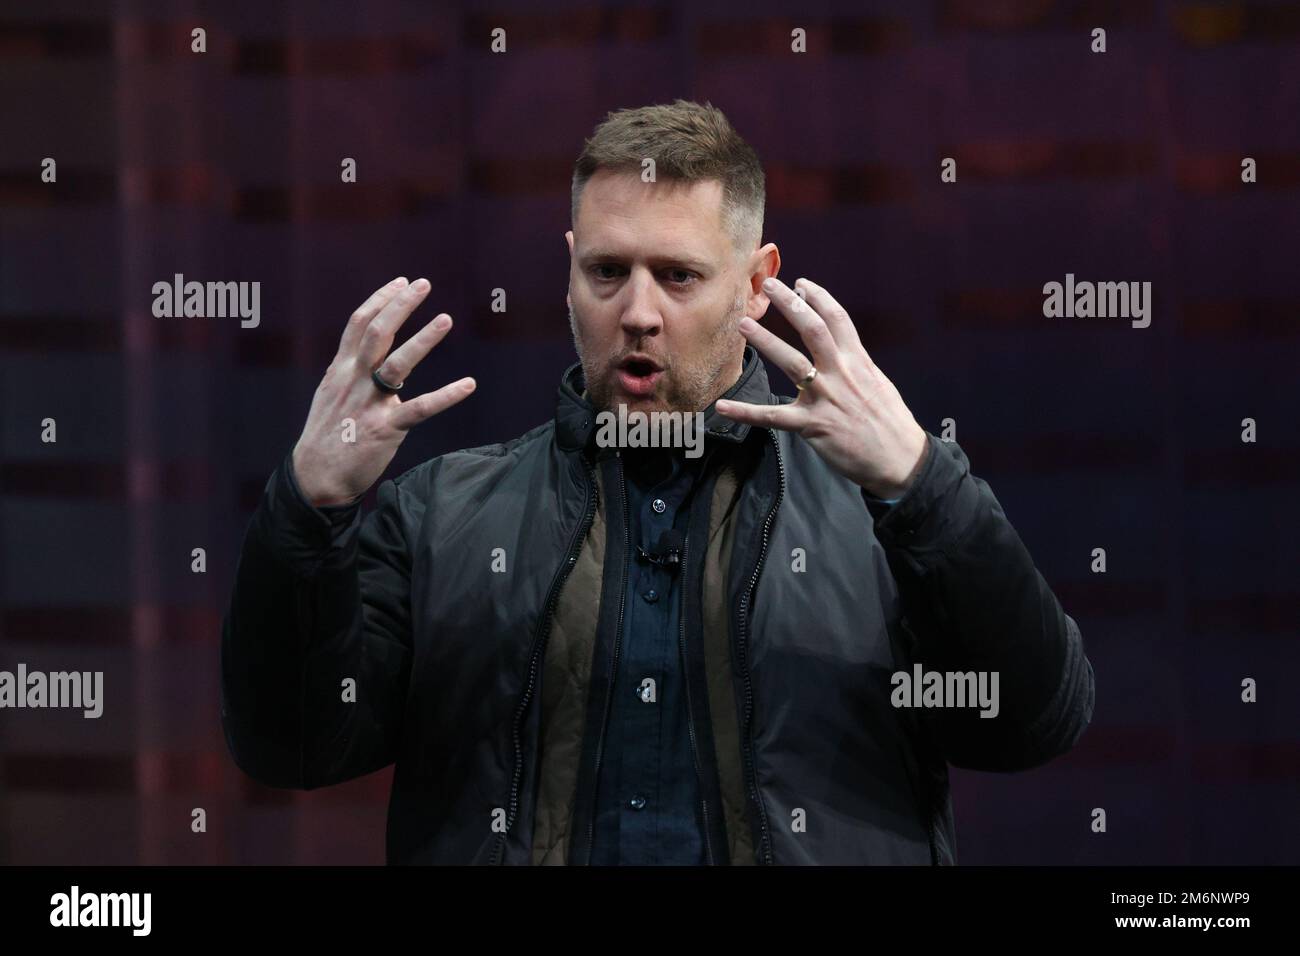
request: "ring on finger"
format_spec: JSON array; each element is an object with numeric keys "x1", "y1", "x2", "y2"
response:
[
  {"x1": 795, "y1": 366, "x2": 818, "y2": 391},
  {"x1": 372, "y1": 367, "x2": 404, "y2": 393}
]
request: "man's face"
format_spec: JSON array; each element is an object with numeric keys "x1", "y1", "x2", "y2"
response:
[{"x1": 566, "y1": 169, "x2": 776, "y2": 415}]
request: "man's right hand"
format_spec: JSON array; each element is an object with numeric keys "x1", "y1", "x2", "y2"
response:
[{"x1": 290, "y1": 277, "x2": 476, "y2": 507}]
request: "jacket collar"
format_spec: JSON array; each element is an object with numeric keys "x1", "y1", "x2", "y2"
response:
[{"x1": 554, "y1": 344, "x2": 773, "y2": 453}]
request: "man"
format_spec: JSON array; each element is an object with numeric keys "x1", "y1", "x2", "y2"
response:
[{"x1": 221, "y1": 100, "x2": 1094, "y2": 865}]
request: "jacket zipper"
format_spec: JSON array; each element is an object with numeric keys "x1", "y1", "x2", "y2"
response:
[
  {"x1": 583, "y1": 453, "x2": 630, "y2": 862},
  {"x1": 735, "y1": 427, "x2": 784, "y2": 865},
  {"x1": 677, "y1": 532, "x2": 716, "y2": 864},
  {"x1": 491, "y1": 456, "x2": 598, "y2": 865}
]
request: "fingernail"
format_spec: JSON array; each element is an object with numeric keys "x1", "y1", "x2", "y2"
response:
[
  {"x1": 434, "y1": 315, "x2": 451, "y2": 331},
  {"x1": 762, "y1": 277, "x2": 778, "y2": 292},
  {"x1": 394, "y1": 277, "x2": 408, "y2": 287},
  {"x1": 412, "y1": 278, "x2": 428, "y2": 292},
  {"x1": 738, "y1": 317, "x2": 756, "y2": 332}
]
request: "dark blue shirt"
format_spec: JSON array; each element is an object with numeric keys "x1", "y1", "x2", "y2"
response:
[
  {"x1": 585, "y1": 434, "x2": 899, "y2": 865},
  {"x1": 589, "y1": 445, "x2": 713, "y2": 865}
]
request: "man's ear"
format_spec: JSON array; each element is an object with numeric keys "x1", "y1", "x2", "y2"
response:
[
  {"x1": 565, "y1": 231, "x2": 575, "y2": 309},
  {"x1": 746, "y1": 242, "x2": 781, "y2": 319}
]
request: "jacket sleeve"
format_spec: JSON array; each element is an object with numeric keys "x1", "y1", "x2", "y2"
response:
[
  {"x1": 863, "y1": 432, "x2": 1095, "y2": 772},
  {"x1": 220, "y1": 447, "x2": 415, "y2": 789}
]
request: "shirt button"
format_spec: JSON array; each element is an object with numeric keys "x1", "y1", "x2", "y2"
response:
[
  {"x1": 643, "y1": 589, "x2": 658, "y2": 603},
  {"x1": 628, "y1": 795, "x2": 647, "y2": 810},
  {"x1": 651, "y1": 498, "x2": 667, "y2": 514}
]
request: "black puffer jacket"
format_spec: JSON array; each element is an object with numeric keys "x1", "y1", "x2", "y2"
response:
[{"x1": 221, "y1": 345, "x2": 1094, "y2": 864}]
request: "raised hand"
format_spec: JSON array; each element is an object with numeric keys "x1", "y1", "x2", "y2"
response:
[
  {"x1": 290, "y1": 277, "x2": 476, "y2": 506},
  {"x1": 715, "y1": 276, "x2": 929, "y2": 500}
]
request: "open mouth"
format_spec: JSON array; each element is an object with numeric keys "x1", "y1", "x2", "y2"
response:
[{"x1": 616, "y1": 355, "x2": 664, "y2": 397}]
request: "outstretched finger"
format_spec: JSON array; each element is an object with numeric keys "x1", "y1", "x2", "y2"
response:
[
  {"x1": 713, "y1": 397, "x2": 809, "y2": 433},
  {"x1": 737, "y1": 317, "x2": 816, "y2": 391},
  {"x1": 389, "y1": 376, "x2": 477, "y2": 431},
  {"x1": 339, "y1": 277, "x2": 408, "y2": 356},
  {"x1": 761, "y1": 277, "x2": 839, "y2": 370},
  {"x1": 359, "y1": 277, "x2": 432, "y2": 367},
  {"x1": 375, "y1": 313, "x2": 455, "y2": 388},
  {"x1": 794, "y1": 277, "x2": 868, "y2": 357}
]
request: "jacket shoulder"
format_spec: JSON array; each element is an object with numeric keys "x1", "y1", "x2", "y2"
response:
[{"x1": 387, "y1": 419, "x2": 556, "y2": 495}]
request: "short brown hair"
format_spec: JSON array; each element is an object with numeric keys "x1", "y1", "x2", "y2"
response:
[{"x1": 571, "y1": 99, "x2": 765, "y2": 252}]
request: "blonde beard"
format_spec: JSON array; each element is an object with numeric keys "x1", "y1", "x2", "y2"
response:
[{"x1": 569, "y1": 291, "x2": 747, "y2": 414}]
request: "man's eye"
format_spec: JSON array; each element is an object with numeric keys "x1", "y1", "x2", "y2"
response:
[
  {"x1": 592, "y1": 264, "x2": 623, "y2": 281},
  {"x1": 666, "y1": 269, "x2": 696, "y2": 285}
]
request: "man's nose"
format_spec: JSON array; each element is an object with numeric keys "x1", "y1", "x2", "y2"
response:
[{"x1": 619, "y1": 268, "x2": 663, "y2": 338}]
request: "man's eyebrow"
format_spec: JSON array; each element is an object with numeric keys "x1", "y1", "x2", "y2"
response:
[{"x1": 577, "y1": 249, "x2": 714, "y2": 271}]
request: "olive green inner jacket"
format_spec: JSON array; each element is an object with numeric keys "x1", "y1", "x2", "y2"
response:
[{"x1": 531, "y1": 456, "x2": 752, "y2": 864}]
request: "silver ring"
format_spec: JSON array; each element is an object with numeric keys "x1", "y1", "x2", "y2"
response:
[
  {"x1": 371, "y1": 367, "x2": 404, "y2": 393},
  {"x1": 795, "y1": 366, "x2": 818, "y2": 391}
]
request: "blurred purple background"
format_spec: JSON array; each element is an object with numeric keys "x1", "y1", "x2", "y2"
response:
[{"x1": 1, "y1": 0, "x2": 1298, "y2": 864}]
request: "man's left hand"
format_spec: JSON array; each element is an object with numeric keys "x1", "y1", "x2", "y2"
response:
[{"x1": 715, "y1": 276, "x2": 930, "y2": 501}]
